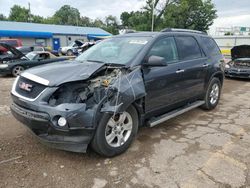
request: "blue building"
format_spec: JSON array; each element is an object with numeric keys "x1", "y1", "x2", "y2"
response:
[{"x1": 0, "y1": 21, "x2": 111, "y2": 50}]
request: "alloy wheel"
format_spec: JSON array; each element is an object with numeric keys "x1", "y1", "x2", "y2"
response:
[
  {"x1": 210, "y1": 83, "x2": 219, "y2": 105},
  {"x1": 105, "y1": 112, "x2": 133, "y2": 148},
  {"x1": 13, "y1": 66, "x2": 24, "y2": 77}
]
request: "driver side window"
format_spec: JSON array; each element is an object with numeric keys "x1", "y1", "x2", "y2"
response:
[
  {"x1": 148, "y1": 37, "x2": 178, "y2": 64},
  {"x1": 35, "y1": 53, "x2": 47, "y2": 61}
]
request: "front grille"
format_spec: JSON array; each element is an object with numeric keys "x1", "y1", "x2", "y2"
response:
[
  {"x1": 15, "y1": 76, "x2": 47, "y2": 99},
  {"x1": 234, "y1": 61, "x2": 250, "y2": 68}
]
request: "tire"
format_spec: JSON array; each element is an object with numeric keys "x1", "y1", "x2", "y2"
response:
[
  {"x1": 201, "y1": 77, "x2": 222, "y2": 110},
  {"x1": 66, "y1": 49, "x2": 73, "y2": 56},
  {"x1": 91, "y1": 105, "x2": 139, "y2": 157},
  {"x1": 12, "y1": 65, "x2": 24, "y2": 77}
]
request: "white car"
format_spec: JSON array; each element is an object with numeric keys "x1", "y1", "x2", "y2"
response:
[{"x1": 58, "y1": 40, "x2": 84, "y2": 56}]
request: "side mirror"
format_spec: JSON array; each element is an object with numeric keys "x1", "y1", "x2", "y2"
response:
[{"x1": 144, "y1": 55, "x2": 167, "y2": 67}]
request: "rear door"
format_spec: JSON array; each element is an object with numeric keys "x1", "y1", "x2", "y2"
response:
[{"x1": 174, "y1": 35, "x2": 207, "y2": 99}]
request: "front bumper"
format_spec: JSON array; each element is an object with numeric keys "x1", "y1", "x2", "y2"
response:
[
  {"x1": 10, "y1": 101, "x2": 96, "y2": 153},
  {"x1": 0, "y1": 67, "x2": 11, "y2": 76},
  {"x1": 225, "y1": 67, "x2": 250, "y2": 79}
]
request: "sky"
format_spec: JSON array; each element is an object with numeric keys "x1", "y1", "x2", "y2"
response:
[{"x1": 0, "y1": 0, "x2": 250, "y2": 34}]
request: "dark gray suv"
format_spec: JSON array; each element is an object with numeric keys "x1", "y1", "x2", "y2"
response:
[{"x1": 11, "y1": 29, "x2": 224, "y2": 157}]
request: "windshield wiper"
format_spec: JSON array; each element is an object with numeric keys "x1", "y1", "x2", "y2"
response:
[
  {"x1": 86, "y1": 59, "x2": 106, "y2": 64},
  {"x1": 86, "y1": 59, "x2": 126, "y2": 67}
]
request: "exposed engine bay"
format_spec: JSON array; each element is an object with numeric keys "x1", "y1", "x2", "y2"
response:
[
  {"x1": 232, "y1": 60, "x2": 250, "y2": 68},
  {"x1": 47, "y1": 66, "x2": 146, "y2": 114},
  {"x1": 48, "y1": 68, "x2": 121, "y2": 107}
]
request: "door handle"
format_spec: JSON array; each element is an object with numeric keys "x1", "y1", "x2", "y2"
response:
[
  {"x1": 203, "y1": 64, "x2": 209, "y2": 67},
  {"x1": 176, "y1": 69, "x2": 185, "y2": 74}
]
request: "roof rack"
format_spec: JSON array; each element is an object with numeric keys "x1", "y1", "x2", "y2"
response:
[{"x1": 161, "y1": 28, "x2": 207, "y2": 35}]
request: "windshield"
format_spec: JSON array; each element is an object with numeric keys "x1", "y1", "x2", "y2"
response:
[
  {"x1": 25, "y1": 52, "x2": 37, "y2": 60},
  {"x1": 68, "y1": 42, "x2": 76, "y2": 47},
  {"x1": 76, "y1": 37, "x2": 150, "y2": 65}
]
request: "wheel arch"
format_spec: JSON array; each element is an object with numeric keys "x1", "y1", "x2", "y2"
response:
[
  {"x1": 213, "y1": 72, "x2": 224, "y2": 86},
  {"x1": 132, "y1": 98, "x2": 145, "y2": 127},
  {"x1": 206, "y1": 71, "x2": 224, "y2": 90}
]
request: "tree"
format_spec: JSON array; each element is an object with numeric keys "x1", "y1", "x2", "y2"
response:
[
  {"x1": 9, "y1": 5, "x2": 29, "y2": 22},
  {"x1": 31, "y1": 15, "x2": 45, "y2": 23},
  {"x1": 52, "y1": 5, "x2": 81, "y2": 26},
  {"x1": 163, "y1": 0, "x2": 217, "y2": 32},
  {"x1": 143, "y1": 0, "x2": 178, "y2": 29},
  {"x1": 80, "y1": 16, "x2": 92, "y2": 27},
  {"x1": 120, "y1": 12, "x2": 131, "y2": 27},
  {"x1": 225, "y1": 32, "x2": 233, "y2": 36},
  {"x1": 0, "y1": 14, "x2": 7, "y2": 21},
  {"x1": 104, "y1": 15, "x2": 119, "y2": 34},
  {"x1": 121, "y1": 0, "x2": 217, "y2": 32},
  {"x1": 92, "y1": 18, "x2": 106, "y2": 28},
  {"x1": 120, "y1": 11, "x2": 151, "y2": 31}
]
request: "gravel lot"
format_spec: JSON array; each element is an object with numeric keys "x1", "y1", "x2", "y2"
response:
[{"x1": 0, "y1": 76, "x2": 250, "y2": 188}]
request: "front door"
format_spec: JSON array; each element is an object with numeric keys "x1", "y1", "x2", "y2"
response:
[
  {"x1": 53, "y1": 38, "x2": 60, "y2": 51},
  {"x1": 143, "y1": 37, "x2": 186, "y2": 115}
]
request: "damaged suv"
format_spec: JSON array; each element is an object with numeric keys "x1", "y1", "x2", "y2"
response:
[{"x1": 11, "y1": 29, "x2": 224, "y2": 157}]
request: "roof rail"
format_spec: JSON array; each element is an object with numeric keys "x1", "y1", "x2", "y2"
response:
[{"x1": 161, "y1": 28, "x2": 207, "y2": 35}]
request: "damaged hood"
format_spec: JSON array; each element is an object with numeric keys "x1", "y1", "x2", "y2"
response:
[
  {"x1": 231, "y1": 45, "x2": 250, "y2": 60},
  {"x1": 22, "y1": 61, "x2": 105, "y2": 86},
  {"x1": 0, "y1": 42, "x2": 25, "y2": 61}
]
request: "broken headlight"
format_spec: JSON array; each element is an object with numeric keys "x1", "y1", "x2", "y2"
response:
[{"x1": 48, "y1": 83, "x2": 90, "y2": 106}]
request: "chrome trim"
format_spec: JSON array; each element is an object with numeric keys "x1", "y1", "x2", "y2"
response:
[
  {"x1": 11, "y1": 76, "x2": 47, "y2": 102},
  {"x1": 176, "y1": 69, "x2": 185, "y2": 74},
  {"x1": 149, "y1": 100, "x2": 205, "y2": 127},
  {"x1": 21, "y1": 72, "x2": 49, "y2": 86}
]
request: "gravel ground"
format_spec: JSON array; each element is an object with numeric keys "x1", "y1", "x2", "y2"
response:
[{"x1": 0, "y1": 76, "x2": 250, "y2": 188}]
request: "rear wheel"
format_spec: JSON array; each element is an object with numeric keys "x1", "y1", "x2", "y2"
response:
[
  {"x1": 91, "y1": 106, "x2": 138, "y2": 157},
  {"x1": 201, "y1": 77, "x2": 221, "y2": 110},
  {"x1": 12, "y1": 65, "x2": 24, "y2": 77}
]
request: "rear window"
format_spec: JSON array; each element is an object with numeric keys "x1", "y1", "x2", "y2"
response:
[
  {"x1": 175, "y1": 36, "x2": 202, "y2": 60},
  {"x1": 200, "y1": 37, "x2": 221, "y2": 56}
]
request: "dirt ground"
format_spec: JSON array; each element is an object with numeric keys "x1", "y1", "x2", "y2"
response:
[{"x1": 0, "y1": 76, "x2": 250, "y2": 188}]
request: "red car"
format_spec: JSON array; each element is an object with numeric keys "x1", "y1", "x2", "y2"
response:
[{"x1": 0, "y1": 39, "x2": 22, "y2": 54}]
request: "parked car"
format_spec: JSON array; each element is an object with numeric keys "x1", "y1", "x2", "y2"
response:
[
  {"x1": 58, "y1": 40, "x2": 84, "y2": 56},
  {"x1": 0, "y1": 42, "x2": 25, "y2": 63},
  {"x1": 0, "y1": 39, "x2": 22, "y2": 53},
  {"x1": 225, "y1": 45, "x2": 250, "y2": 79},
  {"x1": 10, "y1": 29, "x2": 224, "y2": 157},
  {"x1": 16, "y1": 46, "x2": 59, "y2": 56},
  {"x1": 0, "y1": 50, "x2": 73, "y2": 77},
  {"x1": 76, "y1": 41, "x2": 96, "y2": 56}
]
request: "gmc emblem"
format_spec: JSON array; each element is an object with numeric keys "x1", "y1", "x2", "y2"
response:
[{"x1": 19, "y1": 82, "x2": 33, "y2": 92}]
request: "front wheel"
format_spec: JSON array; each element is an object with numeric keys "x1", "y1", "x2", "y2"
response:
[
  {"x1": 201, "y1": 77, "x2": 222, "y2": 110},
  {"x1": 66, "y1": 49, "x2": 74, "y2": 56},
  {"x1": 12, "y1": 65, "x2": 24, "y2": 77},
  {"x1": 91, "y1": 106, "x2": 138, "y2": 157}
]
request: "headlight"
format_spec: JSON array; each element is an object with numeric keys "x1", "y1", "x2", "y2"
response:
[
  {"x1": 0, "y1": 64, "x2": 8, "y2": 68},
  {"x1": 225, "y1": 64, "x2": 230, "y2": 69}
]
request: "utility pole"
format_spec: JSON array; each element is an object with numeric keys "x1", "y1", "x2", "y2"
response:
[
  {"x1": 151, "y1": 0, "x2": 155, "y2": 32},
  {"x1": 28, "y1": 2, "x2": 31, "y2": 22}
]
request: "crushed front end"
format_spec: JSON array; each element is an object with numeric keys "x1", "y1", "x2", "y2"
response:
[
  {"x1": 225, "y1": 59, "x2": 250, "y2": 79},
  {"x1": 10, "y1": 63, "x2": 145, "y2": 153}
]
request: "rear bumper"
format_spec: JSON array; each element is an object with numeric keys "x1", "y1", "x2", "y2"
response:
[{"x1": 11, "y1": 103, "x2": 95, "y2": 153}]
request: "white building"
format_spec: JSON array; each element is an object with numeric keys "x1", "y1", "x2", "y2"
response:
[{"x1": 0, "y1": 21, "x2": 111, "y2": 51}]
